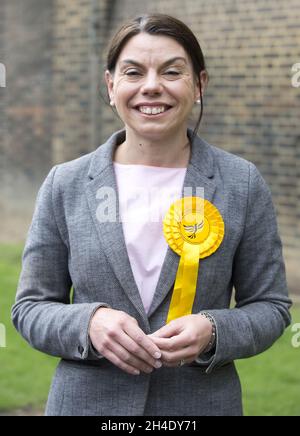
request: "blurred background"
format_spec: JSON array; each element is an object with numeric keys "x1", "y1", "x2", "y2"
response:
[{"x1": 0, "y1": 0, "x2": 299, "y2": 416}]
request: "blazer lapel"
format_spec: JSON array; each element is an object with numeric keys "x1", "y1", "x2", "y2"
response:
[
  {"x1": 147, "y1": 131, "x2": 217, "y2": 318},
  {"x1": 85, "y1": 130, "x2": 150, "y2": 329}
]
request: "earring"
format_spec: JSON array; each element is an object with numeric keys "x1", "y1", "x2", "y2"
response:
[
  {"x1": 110, "y1": 100, "x2": 115, "y2": 107},
  {"x1": 195, "y1": 99, "x2": 201, "y2": 105}
]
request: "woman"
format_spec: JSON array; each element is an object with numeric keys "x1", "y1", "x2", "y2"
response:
[{"x1": 12, "y1": 14, "x2": 291, "y2": 416}]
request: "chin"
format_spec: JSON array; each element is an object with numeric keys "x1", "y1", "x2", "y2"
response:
[{"x1": 132, "y1": 125, "x2": 176, "y2": 140}]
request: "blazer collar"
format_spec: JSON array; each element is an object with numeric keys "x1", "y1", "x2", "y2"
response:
[
  {"x1": 85, "y1": 128, "x2": 216, "y2": 330},
  {"x1": 87, "y1": 128, "x2": 215, "y2": 181}
]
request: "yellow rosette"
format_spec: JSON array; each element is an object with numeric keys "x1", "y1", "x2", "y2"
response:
[{"x1": 163, "y1": 197, "x2": 225, "y2": 323}]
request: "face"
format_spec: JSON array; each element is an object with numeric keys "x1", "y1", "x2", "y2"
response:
[{"x1": 105, "y1": 33, "x2": 207, "y2": 141}]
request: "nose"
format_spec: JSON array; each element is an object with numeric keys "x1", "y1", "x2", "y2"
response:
[{"x1": 141, "y1": 71, "x2": 163, "y2": 95}]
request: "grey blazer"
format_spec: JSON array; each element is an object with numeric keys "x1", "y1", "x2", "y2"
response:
[{"x1": 12, "y1": 128, "x2": 292, "y2": 416}]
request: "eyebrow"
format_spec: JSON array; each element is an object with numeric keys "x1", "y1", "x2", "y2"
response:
[{"x1": 119, "y1": 57, "x2": 187, "y2": 68}]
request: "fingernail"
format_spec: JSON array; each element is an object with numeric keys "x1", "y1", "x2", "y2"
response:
[
  {"x1": 154, "y1": 361, "x2": 162, "y2": 369},
  {"x1": 133, "y1": 370, "x2": 140, "y2": 375},
  {"x1": 154, "y1": 352, "x2": 161, "y2": 359}
]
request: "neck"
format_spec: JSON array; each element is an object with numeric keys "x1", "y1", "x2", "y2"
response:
[{"x1": 114, "y1": 127, "x2": 191, "y2": 168}]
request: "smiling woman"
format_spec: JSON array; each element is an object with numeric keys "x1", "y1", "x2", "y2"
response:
[
  {"x1": 104, "y1": 15, "x2": 208, "y2": 168},
  {"x1": 12, "y1": 13, "x2": 291, "y2": 417}
]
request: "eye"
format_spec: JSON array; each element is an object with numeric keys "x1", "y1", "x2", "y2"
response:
[
  {"x1": 164, "y1": 71, "x2": 180, "y2": 76},
  {"x1": 125, "y1": 70, "x2": 141, "y2": 76}
]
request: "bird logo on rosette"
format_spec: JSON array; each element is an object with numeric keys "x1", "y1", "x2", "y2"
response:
[
  {"x1": 179, "y1": 199, "x2": 211, "y2": 246},
  {"x1": 183, "y1": 221, "x2": 204, "y2": 240}
]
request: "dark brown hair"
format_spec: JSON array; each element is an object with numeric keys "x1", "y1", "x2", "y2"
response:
[{"x1": 105, "y1": 13, "x2": 208, "y2": 143}]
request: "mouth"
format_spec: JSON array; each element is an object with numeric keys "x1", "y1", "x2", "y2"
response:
[{"x1": 133, "y1": 104, "x2": 173, "y2": 117}]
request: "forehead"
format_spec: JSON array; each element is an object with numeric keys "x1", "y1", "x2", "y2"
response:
[{"x1": 117, "y1": 33, "x2": 189, "y2": 65}]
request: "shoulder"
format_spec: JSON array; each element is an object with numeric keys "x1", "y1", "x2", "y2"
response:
[
  {"x1": 207, "y1": 140, "x2": 253, "y2": 178},
  {"x1": 34, "y1": 150, "x2": 101, "y2": 214},
  {"x1": 50, "y1": 130, "x2": 119, "y2": 190},
  {"x1": 52, "y1": 150, "x2": 95, "y2": 187},
  {"x1": 201, "y1": 139, "x2": 272, "y2": 206},
  {"x1": 199, "y1": 137, "x2": 264, "y2": 187}
]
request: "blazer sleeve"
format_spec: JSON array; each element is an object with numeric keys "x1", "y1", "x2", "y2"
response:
[
  {"x1": 11, "y1": 166, "x2": 110, "y2": 361},
  {"x1": 196, "y1": 162, "x2": 292, "y2": 373}
]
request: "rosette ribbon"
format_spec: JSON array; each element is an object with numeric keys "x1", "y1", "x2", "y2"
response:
[{"x1": 163, "y1": 197, "x2": 225, "y2": 324}]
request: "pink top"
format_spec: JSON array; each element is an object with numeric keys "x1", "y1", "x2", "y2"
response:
[{"x1": 113, "y1": 162, "x2": 187, "y2": 314}]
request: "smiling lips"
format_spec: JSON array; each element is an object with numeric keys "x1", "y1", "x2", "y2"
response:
[{"x1": 134, "y1": 103, "x2": 172, "y2": 116}]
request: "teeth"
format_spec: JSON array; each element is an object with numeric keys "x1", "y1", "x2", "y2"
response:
[{"x1": 138, "y1": 106, "x2": 168, "y2": 115}]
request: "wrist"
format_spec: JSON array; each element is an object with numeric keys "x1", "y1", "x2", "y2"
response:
[
  {"x1": 89, "y1": 304, "x2": 111, "y2": 335},
  {"x1": 200, "y1": 312, "x2": 216, "y2": 354}
]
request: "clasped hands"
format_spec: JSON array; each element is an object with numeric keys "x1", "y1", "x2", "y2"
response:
[{"x1": 89, "y1": 308, "x2": 213, "y2": 376}]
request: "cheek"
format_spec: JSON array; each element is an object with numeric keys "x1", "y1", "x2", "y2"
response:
[
  {"x1": 171, "y1": 79, "x2": 195, "y2": 100},
  {"x1": 114, "y1": 79, "x2": 138, "y2": 98},
  {"x1": 182, "y1": 79, "x2": 197, "y2": 97}
]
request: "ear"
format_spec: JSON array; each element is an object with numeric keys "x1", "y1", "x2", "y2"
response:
[
  {"x1": 195, "y1": 70, "x2": 209, "y2": 100},
  {"x1": 105, "y1": 69, "x2": 114, "y2": 103}
]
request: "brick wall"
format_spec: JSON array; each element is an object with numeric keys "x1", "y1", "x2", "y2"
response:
[
  {"x1": 0, "y1": 0, "x2": 54, "y2": 241},
  {"x1": 0, "y1": 0, "x2": 299, "y2": 291},
  {"x1": 51, "y1": 0, "x2": 118, "y2": 162},
  {"x1": 52, "y1": 0, "x2": 93, "y2": 162}
]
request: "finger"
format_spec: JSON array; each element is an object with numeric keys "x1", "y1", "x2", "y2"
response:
[
  {"x1": 118, "y1": 331, "x2": 162, "y2": 369},
  {"x1": 149, "y1": 336, "x2": 176, "y2": 350},
  {"x1": 107, "y1": 340, "x2": 155, "y2": 374},
  {"x1": 161, "y1": 347, "x2": 194, "y2": 365},
  {"x1": 150, "y1": 320, "x2": 182, "y2": 339},
  {"x1": 149, "y1": 332, "x2": 191, "y2": 352},
  {"x1": 100, "y1": 347, "x2": 141, "y2": 376},
  {"x1": 124, "y1": 323, "x2": 162, "y2": 360}
]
